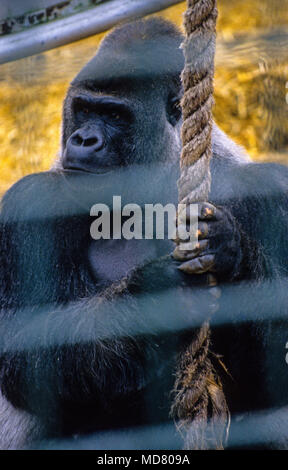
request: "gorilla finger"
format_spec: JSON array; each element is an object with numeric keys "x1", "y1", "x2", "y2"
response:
[
  {"x1": 175, "y1": 223, "x2": 191, "y2": 242},
  {"x1": 179, "y1": 203, "x2": 216, "y2": 224},
  {"x1": 198, "y1": 202, "x2": 218, "y2": 221},
  {"x1": 173, "y1": 239, "x2": 209, "y2": 261},
  {"x1": 177, "y1": 254, "x2": 215, "y2": 274},
  {"x1": 197, "y1": 221, "x2": 209, "y2": 239}
]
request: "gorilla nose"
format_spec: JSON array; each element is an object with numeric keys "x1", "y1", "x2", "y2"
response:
[
  {"x1": 70, "y1": 128, "x2": 104, "y2": 151},
  {"x1": 63, "y1": 127, "x2": 109, "y2": 171}
]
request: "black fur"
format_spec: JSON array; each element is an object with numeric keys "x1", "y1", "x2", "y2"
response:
[{"x1": 0, "y1": 18, "x2": 288, "y2": 449}]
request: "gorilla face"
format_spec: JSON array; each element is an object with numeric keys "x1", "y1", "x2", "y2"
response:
[
  {"x1": 63, "y1": 93, "x2": 136, "y2": 171},
  {"x1": 60, "y1": 18, "x2": 184, "y2": 174}
]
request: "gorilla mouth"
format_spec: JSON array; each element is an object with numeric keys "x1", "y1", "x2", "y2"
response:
[{"x1": 63, "y1": 167, "x2": 112, "y2": 175}]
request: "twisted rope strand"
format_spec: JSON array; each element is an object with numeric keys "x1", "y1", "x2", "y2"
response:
[{"x1": 171, "y1": 0, "x2": 230, "y2": 450}]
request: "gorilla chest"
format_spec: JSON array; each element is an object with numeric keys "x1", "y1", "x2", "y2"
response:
[{"x1": 88, "y1": 238, "x2": 159, "y2": 284}]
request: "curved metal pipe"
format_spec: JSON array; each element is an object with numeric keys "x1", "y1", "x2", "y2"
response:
[{"x1": 0, "y1": 0, "x2": 184, "y2": 65}]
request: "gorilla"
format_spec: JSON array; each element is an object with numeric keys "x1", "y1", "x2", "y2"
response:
[{"x1": 0, "y1": 18, "x2": 288, "y2": 450}]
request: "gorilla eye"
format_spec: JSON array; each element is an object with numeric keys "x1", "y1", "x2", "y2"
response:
[
  {"x1": 167, "y1": 95, "x2": 182, "y2": 126},
  {"x1": 73, "y1": 98, "x2": 92, "y2": 121},
  {"x1": 110, "y1": 112, "x2": 120, "y2": 120}
]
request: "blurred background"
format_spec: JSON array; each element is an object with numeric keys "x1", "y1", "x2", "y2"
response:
[{"x1": 0, "y1": 0, "x2": 287, "y2": 195}]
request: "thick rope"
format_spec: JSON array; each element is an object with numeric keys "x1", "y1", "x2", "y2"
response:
[
  {"x1": 171, "y1": 0, "x2": 230, "y2": 450},
  {"x1": 178, "y1": 0, "x2": 218, "y2": 204}
]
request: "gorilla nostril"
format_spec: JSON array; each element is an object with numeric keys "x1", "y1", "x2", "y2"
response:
[
  {"x1": 83, "y1": 137, "x2": 99, "y2": 147},
  {"x1": 71, "y1": 134, "x2": 83, "y2": 146}
]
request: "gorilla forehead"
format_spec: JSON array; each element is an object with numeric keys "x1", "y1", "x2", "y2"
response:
[{"x1": 72, "y1": 18, "x2": 184, "y2": 89}]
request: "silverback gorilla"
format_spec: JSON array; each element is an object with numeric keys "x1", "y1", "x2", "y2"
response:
[{"x1": 1, "y1": 18, "x2": 288, "y2": 450}]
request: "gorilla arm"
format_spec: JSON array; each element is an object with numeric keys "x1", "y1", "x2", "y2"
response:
[
  {"x1": 174, "y1": 144, "x2": 288, "y2": 447},
  {"x1": 174, "y1": 139, "x2": 288, "y2": 285}
]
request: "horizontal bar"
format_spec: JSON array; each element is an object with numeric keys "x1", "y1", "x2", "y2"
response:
[{"x1": 0, "y1": 0, "x2": 184, "y2": 65}]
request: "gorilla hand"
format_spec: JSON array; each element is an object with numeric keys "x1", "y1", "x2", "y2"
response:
[{"x1": 173, "y1": 202, "x2": 244, "y2": 280}]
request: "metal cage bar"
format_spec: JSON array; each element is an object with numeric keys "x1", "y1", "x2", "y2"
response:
[{"x1": 0, "y1": 0, "x2": 184, "y2": 65}]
